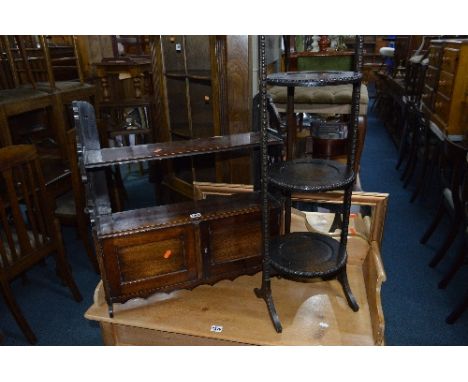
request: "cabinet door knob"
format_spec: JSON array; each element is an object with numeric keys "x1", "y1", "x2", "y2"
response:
[
  {"x1": 204, "y1": 95, "x2": 210, "y2": 103},
  {"x1": 435, "y1": 101, "x2": 443, "y2": 109},
  {"x1": 438, "y1": 80, "x2": 447, "y2": 86}
]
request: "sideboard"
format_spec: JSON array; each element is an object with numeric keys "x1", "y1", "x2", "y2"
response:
[{"x1": 422, "y1": 39, "x2": 468, "y2": 140}]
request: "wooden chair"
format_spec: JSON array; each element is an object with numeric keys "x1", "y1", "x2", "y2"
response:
[
  {"x1": 438, "y1": 172, "x2": 467, "y2": 289},
  {"x1": 399, "y1": 103, "x2": 427, "y2": 187},
  {"x1": 0, "y1": 36, "x2": 95, "y2": 159},
  {"x1": 420, "y1": 139, "x2": 468, "y2": 268},
  {"x1": 395, "y1": 60, "x2": 428, "y2": 175},
  {"x1": 0, "y1": 144, "x2": 82, "y2": 344},
  {"x1": 408, "y1": 120, "x2": 443, "y2": 203},
  {"x1": 446, "y1": 288, "x2": 468, "y2": 324},
  {"x1": 1, "y1": 35, "x2": 84, "y2": 91},
  {"x1": 54, "y1": 129, "x2": 99, "y2": 272}
]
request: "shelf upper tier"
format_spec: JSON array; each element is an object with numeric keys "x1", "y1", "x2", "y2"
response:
[
  {"x1": 268, "y1": 158, "x2": 355, "y2": 192},
  {"x1": 269, "y1": 232, "x2": 346, "y2": 278},
  {"x1": 96, "y1": 192, "x2": 268, "y2": 239},
  {"x1": 84, "y1": 132, "x2": 282, "y2": 169},
  {"x1": 267, "y1": 71, "x2": 362, "y2": 87}
]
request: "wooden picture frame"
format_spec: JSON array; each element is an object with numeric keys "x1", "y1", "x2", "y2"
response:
[
  {"x1": 193, "y1": 181, "x2": 254, "y2": 200},
  {"x1": 293, "y1": 190, "x2": 388, "y2": 345}
]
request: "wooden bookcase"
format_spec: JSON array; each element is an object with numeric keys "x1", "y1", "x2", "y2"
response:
[{"x1": 152, "y1": 36, "x2": 252, "y2": 200}]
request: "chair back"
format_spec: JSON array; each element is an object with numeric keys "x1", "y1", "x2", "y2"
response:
[
  {"x1": 65, "y1": 128, "x2": 87, "y2": 221},
  {"x1": 0, "y1": 145, "x2": 55, "y2": 274},
  {"x1": 0, "y1": 35, "x2": 84, "y2": 91},
  {"x1": 404, "y1": 60, "x2": 428, "y2": 105},
  {"x1": 440, "y1": 140, "x2": 468, "y2": 212},
  {"x1": 99, "y1": 106, "x2": 153, "y2": 148},
  {"x1": 0, "y1": 37, "x2": 15, "y2": 89}
]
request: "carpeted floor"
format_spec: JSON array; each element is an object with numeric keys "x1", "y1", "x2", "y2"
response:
[
  {"x1": 0, "y1": 103, "x2": 466, "y2": 345},
  {"x1": 360, "y1": 105, "x2": 467, "y2": 345}
]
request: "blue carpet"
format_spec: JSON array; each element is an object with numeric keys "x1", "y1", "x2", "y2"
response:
[
  {"x1": 1, "y1": 107, "x2": 466, "y2": 345},
  {"x1": 360, "y1": 106, "x2": 468, "y2": 345}
]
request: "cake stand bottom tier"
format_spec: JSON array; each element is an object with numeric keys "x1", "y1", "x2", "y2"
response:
[{"x1": 269, "y1": 232, "x2": 347, "y2": 277}]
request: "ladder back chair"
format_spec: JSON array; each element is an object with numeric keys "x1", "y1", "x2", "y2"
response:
[
  {"x1": 0, "y1": 144, "x2": 82, "y2": 344},
  {"x1": 420, "y1": 139, "x2": 468, "y2": 268},
  {"x1": 53, "y1": 129, "x2": 99, "y2": 272},
  {"x1": 1, "y1": 35, "x2": 85, "y2": 92}
]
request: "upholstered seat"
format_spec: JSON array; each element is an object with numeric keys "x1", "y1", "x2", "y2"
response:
[{"x1": 268, "y1": 84, "x2": 369, "y2": 115}]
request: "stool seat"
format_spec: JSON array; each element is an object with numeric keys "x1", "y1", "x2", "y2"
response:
[{"x1": 268, "y1": 84, "x2": 369, "y2": 114}]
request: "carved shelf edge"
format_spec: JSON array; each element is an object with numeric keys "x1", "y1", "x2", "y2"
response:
[
  {"x1": 84, "y1": 132, "x2": 282, "y2": 169},
  {"x1": 289, "y1": 51, "x2": 355, "y2": 58},
  {"x1": 268, "y1": 158, "x2": 356, "y2": 192},
  {"x1": 95, "y1": 192, "x2": 271, "y2": 239}
]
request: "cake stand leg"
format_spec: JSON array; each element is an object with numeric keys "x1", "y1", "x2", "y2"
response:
[
  {"x1": 284, "y1": 190, "x2": 292, "y2": 234},
  {"x1": 337, "y1": 268, "x2": 359, "y2": 312},
  {"x1": 254, "y1": 276, "x2": 283, "y2": 333},
  {"x1": 107, "y1": 301, "x2": 114, "y2": 318}
]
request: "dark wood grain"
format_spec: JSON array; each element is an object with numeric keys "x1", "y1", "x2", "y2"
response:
[
  {"x1": 95, "y1": 192, "x2": 280, "y2": 305},
  {"x1": 84, "y1": 132, "x2": 282, "y2": 168},
  {"x1": 226, "y1": 35, "x2": 251, "y2": 184}
]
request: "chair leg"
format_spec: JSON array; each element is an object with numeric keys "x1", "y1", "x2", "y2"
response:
[
  {"x1": 400, "y1": 135, "x2": 416, "y2": 181},
  {"x1": 76, "y1": 215, "x2": 99, "y2": 273},
  {"x1": 429, "y1": 216, "x2": 462, "y2": 268},
  {"x1": 396, "y1": 117, "x2": 409, "y2": 170},
  {"x1": 403, "y1": 150, "x2": 418, "y2": 188},
  {"x1": 438, "y1": 233, "x2": 466, "y2": 288},
  {"x1": 410, "y1": 144, "x2": 430, "y2": 203},
  {"x1": 53, "y1": 221, "x2": 83, "y2": 302},
  {"x1": 0, "y1": 280, "x2": 37, "y2": 344},
  {"x1": 283, "y1": 191, "x2": 292, "y2": 234},
  {"x1": 420, "y1": 201, "x2": 445, "y2": 244},
  {"x1": 446, "y1": 289, "x2": 468, "y2": 324}
]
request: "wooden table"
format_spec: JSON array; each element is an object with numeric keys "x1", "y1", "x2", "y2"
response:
[{"x1": 85, "y1": 197, "x2": 387, "y2": 345}]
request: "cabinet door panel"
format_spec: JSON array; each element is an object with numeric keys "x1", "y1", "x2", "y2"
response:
[
  {"x1": 434, "y1": 93, "x2": 451, "y2": 125},
  {"x1": 202, "y1": 207, "x2": 280, "y2": 277},
  {"x1": 438, "y1": 71, "x2": 455, "y2": 99},
  {"x1": 185, "y1": 36, "x2": 210, "y2": 75},
  {"x1": 441, "y1": 48, "x2": 460, "y2": 74},
  {"x1": 166, "y1": 78, "x2": 190, "y2": 138},
  {"x1": 428, "y1": 45, "x2": 442, "y2": 67},
  {"x1": 425, "y1": 65, "x2": 439, "y2": 90},
  {"x1": 162, "y1": 36, "x2": 185, "y2": 74},
  {"x1": 102, "y1": 224, "x2": 199, "y2": 299},
  {"x1": 189, "y1": 80, "x2": 214, "y2": 138}
]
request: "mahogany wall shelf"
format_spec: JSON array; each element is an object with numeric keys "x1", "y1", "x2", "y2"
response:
[{"x1": 73, "y1": 101, "x2": 283, "y2": 317}]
